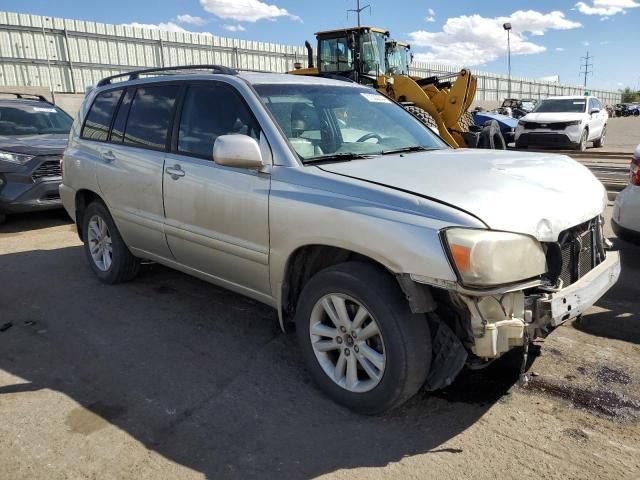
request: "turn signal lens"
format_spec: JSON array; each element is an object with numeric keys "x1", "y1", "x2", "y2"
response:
[{"x1": 450, "y1": 244, "x2": 471, "y2": 272}]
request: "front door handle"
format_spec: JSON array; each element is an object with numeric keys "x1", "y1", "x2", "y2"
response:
[
  {"x1": 165, "y1": 164, "x2": 185, "y2": 179},
  {"x1": 101, "y1": 150, "x2": 116, "y2": 163}
]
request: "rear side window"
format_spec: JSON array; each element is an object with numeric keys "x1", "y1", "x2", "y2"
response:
[
  {"x1": 109, "y1": 90, "x2": 134, "y2": 143},
  {"x1": 177, "y1": 84, "x2": 259, "y2": 159},
  {"x1": 123, "y1": 85, "x2": 179, "y2": 150},
  {"x1": 81, "y1": 89, "x2": 123, "y2": 141}
]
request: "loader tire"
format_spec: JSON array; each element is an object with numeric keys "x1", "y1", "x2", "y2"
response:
[
  {"x1": 459, "y1": 111, "x2": 475, "y2": 132},
  {"x1": 404, "y1": 105, "x2": 439, "y2": 132}
]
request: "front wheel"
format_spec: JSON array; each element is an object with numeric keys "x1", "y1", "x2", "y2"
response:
[
  {"x1": 82, "y1": 201, "x2": 140, "y2": 283},
  {"x1": 295, "y1": 262, "x2": 431, "y2": 414},
  {"x1": 576, "y1": 129, "x2": 588, "y2": 151},
  {"x1": 593, "y1": 125, "x2": 606, "y2": 148}
]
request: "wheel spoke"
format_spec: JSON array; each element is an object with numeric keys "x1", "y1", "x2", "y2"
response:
[
  {"x1": 330, "y1": 295, "x2": 352, "y2": 330},
  {"x1": 103, "y1": 249, "x2": 112, "y2": 270},
  {"x1": 321, "y1": 298, "x2": 342, "y2": 329},
  {"x1": 357, "y1": 355, "x2": 381, "y2": 382},
  {"x1": 310, "y1": 323, "x2": 338, "y2": 339},
  {"x1": 89, "y1": 223, "x2": 101, "y2": 240},
  {"x1": 346, "y1": 354, "x2": 358, "y2": 389},
  {"x1": 358, "y1": 321, "x2": 380, "y2": 341},
  {"x1": 313, "y1": 339, "x2": 339, "y2": 352},
  {"x1": 334, "y1": 351, "x2": 347, "y2": 382},
  {"x1": 89, "y1": 241, "x2": 100, "y2": 255},
  {"x1": 360, "y1": 343, "x2": 384, "y2": 371},
  {"x1": 351, "y1": 305, "x2": 368, "y2": 330}
]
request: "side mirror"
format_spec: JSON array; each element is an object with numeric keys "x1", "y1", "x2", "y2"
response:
[
  {"x1": 590, "y1": 108, "x2": 600, "y2": 114},
  {"x1": 213, "y1": 134, "x2": 264, "y2": 169}
]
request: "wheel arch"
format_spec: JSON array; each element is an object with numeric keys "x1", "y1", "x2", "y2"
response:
[{"x1": 74, "y1": 189, "x2": 105, "y2": 241}]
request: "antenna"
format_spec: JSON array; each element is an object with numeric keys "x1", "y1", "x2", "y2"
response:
[
  {"x1": 347, "y1": 0, "x2": 371, "y2": 27},
  {"x1": 580, "y1": 51, "x2": 593, "y2": 90}
]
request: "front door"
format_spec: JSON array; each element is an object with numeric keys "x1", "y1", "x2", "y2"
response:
[{"x1": 162, "y1": 82, "x2": 271, "y2": 296}]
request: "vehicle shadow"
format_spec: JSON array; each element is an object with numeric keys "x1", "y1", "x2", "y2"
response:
[
  {"x1": 573, "y1": 237, "x2": 640, "y2": 345},
  {"x1": 0, "y1": 209, "x2": 72, "y2": 235},
  {"x1": 0, "y1": 246, "x2": 528, "y2": 479}
]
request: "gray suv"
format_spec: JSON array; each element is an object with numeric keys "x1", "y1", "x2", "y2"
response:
[{"x1": 61, "y1": 66, "x2": 620, "y2": 414}]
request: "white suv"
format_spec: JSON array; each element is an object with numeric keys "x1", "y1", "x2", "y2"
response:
[{"x1": 515, "y1": 96, "x2": 608, "y2": 151}]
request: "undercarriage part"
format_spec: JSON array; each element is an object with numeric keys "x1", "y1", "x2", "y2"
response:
[{"x1": 424, "y1": 315, "x2": 468, "y2": 391}]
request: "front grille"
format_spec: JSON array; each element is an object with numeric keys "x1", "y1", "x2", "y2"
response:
[
  {"x1": 32, "y1": 158, "x2": 62, "y2": 181},
  {"x1": 551, "y1": 218, "x2": 605, "y2": 287},
  {"x1": 521, "y1": 133, "x2": 570, "y2": 146},
  {"x1": 523, "y1": 122, "x2": 571, "y2": 130}
]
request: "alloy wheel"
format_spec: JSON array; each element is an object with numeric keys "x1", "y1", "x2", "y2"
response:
[
  {"x1": 309, "y1": 293, "x2": 386, "y2": 393},
  {"x1": 87, "y1": 215, "x2": 113, "y2": 271}
]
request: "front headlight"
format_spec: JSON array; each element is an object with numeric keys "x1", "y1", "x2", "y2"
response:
[
  {"x1": 565, "y1": 120, "x2": 582, "y2": 126},
  {"x1": 0, "y1": 150, "x2": 34, "y2": 165},
  {"x1": 443, "y1": 228, "x2": 547, "y2": 286}
]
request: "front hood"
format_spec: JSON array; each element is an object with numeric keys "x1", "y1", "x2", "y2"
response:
[
  {"x1": 318, "y1": 149, "x2": 606, "y2": 242},
  {"x1": 521, "y1": 112, "x2": 585, "y2": 123},
  {"x1": 0, "y1": 134, "x2": 68, "y2": 156}
]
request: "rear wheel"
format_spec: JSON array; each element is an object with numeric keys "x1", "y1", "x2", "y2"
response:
[
  {"x1": 295, "y1": 262, "x2": 431, "y2": 414},
  {"x1": 403, "y1": 105, "x2": 438, "y2": 132},
  {"x1": 82, "y1": 201, "x2": 140, "y2": 283},
  {"x1": 593, "y1": 125, "x2": 606, "y2": 148}
]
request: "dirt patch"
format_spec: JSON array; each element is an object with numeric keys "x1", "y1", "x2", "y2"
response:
[{"x1": 596, "y1": 366, "x2": 632, "y2": 385}]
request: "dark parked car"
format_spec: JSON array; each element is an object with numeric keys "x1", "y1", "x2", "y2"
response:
[
  {"x1": 472, "y1": 110, "x2": 518, "y2": 144},
  {"x1": 0, "y1": 93, "x2": 72, "y2": 225}
]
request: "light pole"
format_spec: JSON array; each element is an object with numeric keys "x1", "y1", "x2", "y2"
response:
[{"x1": 503, "y1": 22, "x2": 512, "y2": 99}]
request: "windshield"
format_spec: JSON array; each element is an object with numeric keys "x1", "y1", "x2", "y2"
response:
[
  {"x1": 386, "y1": 44, "x2": 410, "y2": 75},
  {"x1": 533, "y1": 99, "x2": 587, "y2": 113},
  {"x1": 255, "y1": 84, "x2": 447, "y2": 162},
  {"x1": 0, "y1": 103, "x2": 73, "y2": 135},
  {"x1": 359, "y1": 31, "x2": 386, "y2": 75}
]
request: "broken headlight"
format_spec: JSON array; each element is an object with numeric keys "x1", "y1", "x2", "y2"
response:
[{"x1": 443, "y1": 228, "x2": 547, "y2": 286}]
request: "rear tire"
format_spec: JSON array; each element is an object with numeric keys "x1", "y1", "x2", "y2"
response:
[
  {"x1": 82, "y1": 201, "x2": 140, "y2": 284},
  {"x1": 295, "y1": 262, "x2": 431, "y2": 415},
  {"x1": 593, "y1": 125, "x2": 606, "y2": 148}
]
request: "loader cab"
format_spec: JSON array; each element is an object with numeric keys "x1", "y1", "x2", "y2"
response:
[
  {"x1": 316, "y1": 27, "x2": 388, "y2": 85},
  {"x1": 385, "y1": 40, "x2": 412, "y2": 76}
]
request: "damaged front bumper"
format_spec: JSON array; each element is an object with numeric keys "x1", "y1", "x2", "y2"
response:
[{"x1": 458, "y1": 250, "x2": 621, "y2": 359}]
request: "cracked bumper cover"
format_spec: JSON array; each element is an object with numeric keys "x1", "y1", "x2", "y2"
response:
[{"x1": 536, "y1": 250, "x2": 621, "y2": 327}]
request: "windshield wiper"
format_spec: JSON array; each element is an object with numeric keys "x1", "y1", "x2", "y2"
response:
[
  {"x1": 303, "y1": 152, "x2": 378, "y2": 164},
  {"x1": 380, "y1": 146, "x2": 438, "y2": 155}
]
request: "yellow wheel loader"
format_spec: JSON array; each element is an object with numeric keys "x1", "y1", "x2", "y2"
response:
[{"x1": 290, "y1": 27, "x2": 490, "y2": 149}]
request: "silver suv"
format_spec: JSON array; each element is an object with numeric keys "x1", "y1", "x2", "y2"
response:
[{"x1": 61, "y1": 66, "x2": 620, "y2": 414}]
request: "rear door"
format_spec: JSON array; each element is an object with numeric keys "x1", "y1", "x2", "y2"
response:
[
  {"x1": 162, "y1": 81, "x2": 271, "y2": 296},
  {"x1": 94, "y1": 83, "x2": 181, "y2": 258}
]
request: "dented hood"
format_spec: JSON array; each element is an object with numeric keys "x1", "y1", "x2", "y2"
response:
[{"x1": 318, "y1": 149, "x2": 607, "y2": 242}]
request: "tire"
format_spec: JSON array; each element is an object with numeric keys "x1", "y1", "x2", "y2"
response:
[
  {"x1": 478, "y1": 120, "x2": 506, "y2": 150},
  {"x1": 295, "y1": 262, "x2": 431, "y2": 415},
  {"x1": 82, "y1": 201, "x2": 140, "y2": 284},
  {"x1": 459, "y1": 111, "x2": 475, "y2": 132},
  {"x1": 593, "y1": 125, "x2": 606, "y2": 148},
  {"x1": 575, "y1": 129, "x2": 588, "y2": 151},
  {"x1": 403, "y1": 105, "x2": 438, "y2": 132},
  {"x1": 0, "y1": 213, "x2": 6, "y2": 225}
]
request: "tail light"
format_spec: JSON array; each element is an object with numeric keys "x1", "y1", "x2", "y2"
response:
[{"x1": 631, "y1": 156, "x2": 640, "y2": 186}]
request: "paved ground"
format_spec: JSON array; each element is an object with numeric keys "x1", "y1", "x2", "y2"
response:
[
  {"x1": 598, "y1": 117, "x2": 640, "y2": 153},
  {"x1": 1, "y1": 201, "x2": 639, "y2": 480}
]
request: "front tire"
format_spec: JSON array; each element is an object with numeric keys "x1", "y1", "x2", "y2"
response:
[
  {"x1": 576, "y1": 129, "x2": 588, "y2": 151},
  {"x1": 295, "y1": 262, "x2": 431, "y2": 414},
  {"x1": 593, "y1": 125, "x2": 606, "y2": 148},
  {"x1": 82, "y1": 201, "x2": 140, "y2": 284}
]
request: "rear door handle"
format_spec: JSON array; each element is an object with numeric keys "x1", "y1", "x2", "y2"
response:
[
  {"x1": 165, "y1": 165, "x2": 185, "y2": 179},
  {"x1": 101, "y1": 150, "x2": 116, "y2": 163}
]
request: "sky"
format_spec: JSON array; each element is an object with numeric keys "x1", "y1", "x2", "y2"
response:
[{"x1": 2, "y1": 0, "x2": 639, "y2": 91}]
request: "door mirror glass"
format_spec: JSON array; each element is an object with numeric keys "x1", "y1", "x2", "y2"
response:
[{"x1": 213, "y1": 134, "x2": 264, "y2": 169}]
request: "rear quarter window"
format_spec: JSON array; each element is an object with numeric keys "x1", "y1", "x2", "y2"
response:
[
  {"x1": 81, "y1": 89, "x2": 123, "y2": 141},
  {"x1": 123, "y1": 85, "x2": 179, "y2": 150}
]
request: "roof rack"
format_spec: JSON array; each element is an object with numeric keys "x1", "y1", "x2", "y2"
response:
[
  {"x1": 97, "y1": 65, "x2": 238, "y2": 87},
  {"x1": 0, "y1": 92, "x2": 51, "y2": 103}
]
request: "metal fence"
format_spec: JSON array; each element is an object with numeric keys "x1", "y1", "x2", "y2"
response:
[{"x1": 0, "y1": 11, "x2": 622, "y2": 105}]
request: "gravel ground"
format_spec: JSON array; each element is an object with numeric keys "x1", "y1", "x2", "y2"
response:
[{"x1": 1, "y1": 203, "x2": 639, "y2": 480}]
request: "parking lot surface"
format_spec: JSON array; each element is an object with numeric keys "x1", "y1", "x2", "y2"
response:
[{"x1": 1, "y1": 201, "x2": 639, "y2": 479}]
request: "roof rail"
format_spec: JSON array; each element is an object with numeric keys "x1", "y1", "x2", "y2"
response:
[
  {"x1": 96, "y1": 65, "x2": 238, "y2": 87},
  {"x1": 0, "y1": 92, "x2": 51, "y2": 103}
]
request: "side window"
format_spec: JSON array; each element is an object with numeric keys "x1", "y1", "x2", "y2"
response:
[
  {"x1": 109, "y1": 90, "x2": 134, "y2": 143},
  {"x1": 177, "y1": 84, "x2": 259, "y2": 159},
  {"x1": 81, "y1": 89, "x2": 123, "y2": 141},
  {"x1": 123, "y1": 85, "x2": 179, "y2": 150}
]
